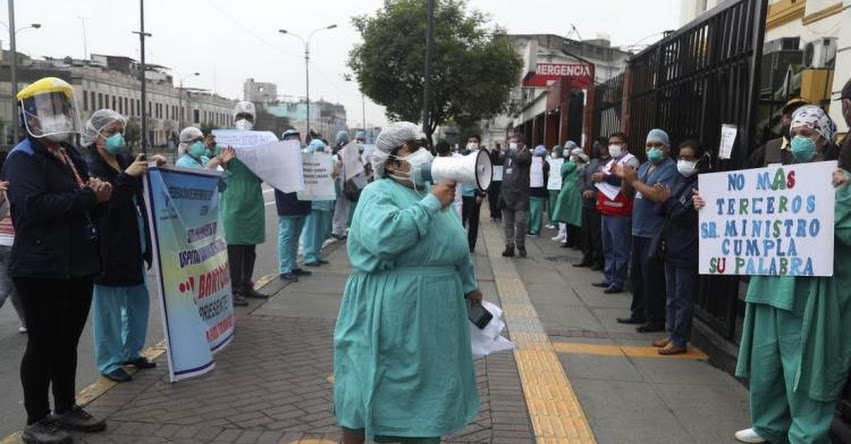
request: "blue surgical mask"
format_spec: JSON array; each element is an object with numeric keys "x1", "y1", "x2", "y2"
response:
[
  {"x1": 647, "y1": 147, "x2": 664, "y2": 164},
  {"x1": 104, "y1": 133, "x2": 125, "y2": 155},
  {"x1": 790, "y1": 135, "x2": 816, "y2": 163},
  {"x1": 189, "y1": 141, "x2": 206, "y2": 159}
]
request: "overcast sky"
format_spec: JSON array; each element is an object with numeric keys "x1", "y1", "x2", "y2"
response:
[{"x1": 6, "y1": 0, "x2": 681, "y2": 128}]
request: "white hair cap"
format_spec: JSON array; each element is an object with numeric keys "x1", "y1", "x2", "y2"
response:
[
  {"x1": 372, "y1": 121, "x2": 425, "y2": 176},
  {"x1": 82, "y1": 109, "x2": 126, "y2": 146},
  {"x1": 233, "y1": 101, "x2": 256, "y2": 121},
  {"x1": 178, "y1": 126, "x2": 204, "y2": 154}
]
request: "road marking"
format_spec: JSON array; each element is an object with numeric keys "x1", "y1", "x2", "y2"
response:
[
  {"x1": 482, "y1": 220, "x2": 597, "y2": 443},
  {"x1": 552, "y1": 342, "x2": 709, "y2": 360}
]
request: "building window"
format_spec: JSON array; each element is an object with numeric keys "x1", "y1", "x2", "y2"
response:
[
  {"x1": 193, "y1": 109, "x2": 200, "y2": 123},
  {"x1": 124, "y1": 98, "x2": 129, "y2": 116},
  {"x1": 90, "y1": 92, "x2": 95, "y2": 112},
  {"x1": 97, "y1": 93, "x2": 103, "y2": 109},
  {"x1": 111, "y1": 96, "x2": 116, "y2": 110},
  {"x1": 83, "y1": 91, "x2": 88, "y2": 111},
  {"x1": 118, "y1": 97, "x2": 122, "y2": 114}
]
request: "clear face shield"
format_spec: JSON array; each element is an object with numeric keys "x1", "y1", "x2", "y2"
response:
[{"x1": 20, "y1": 92, "x2": 82, "y2": 142}]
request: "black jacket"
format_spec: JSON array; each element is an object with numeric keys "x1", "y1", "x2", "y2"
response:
[
  {"x1": 84, "y1": 147, "x2": 152, "y2": 286},
  {"x1": 275, "y1": 190, "x2": 311, "y2": 217},
  {"x1": 661, "y1": 175, "x2": 699, "y2": 268},
  {"x1": 2, "y1": 138, "x2": 102, "y2": 279}
]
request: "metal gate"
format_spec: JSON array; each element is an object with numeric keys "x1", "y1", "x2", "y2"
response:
[
  {"x1": 624, "y1": 0, "x2": 767, "y2": 339},
  {"x1": 591, "y1": 73, "x2": 623, "y2": 142}
]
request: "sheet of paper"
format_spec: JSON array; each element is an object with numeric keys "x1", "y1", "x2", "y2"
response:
[
  {"x1": 547, "y1": 158, "x2": 564, "y2": 190},
  {"x1": 296, "y1": 153, "x2": 336, "y2": 201},
  {"x1": 492, "y1": 165, "x2": 504, "y2": 181},
  {"x1": 718, "y1": 124, "x2": 737, "y2": 160},
  {"x1": 530, "y1": 157, "x2": 544, "y2": 187},
  {"x1": 594, "y1": 182, "x2": 620, "y2": 200}
]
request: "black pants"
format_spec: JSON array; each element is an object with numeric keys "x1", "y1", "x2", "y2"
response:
[
  {"x1": 15, "y1": 276, "x2": 93, "y2": 424},
  {"x1": 227, "y1": 244, "x2": 257, "y2": 294},
  {"x1": 487, "y1": 182, "x2": 502, "y2": 220},
  {"x1": 462, "y1": 196, "x2": 482, "y2": 251},
  {"x1": 580, "y1": 205, "x2": 603, "y2": 266},
  {"x1": 629, "y1": 236, "x2": 667, "y2": 323}
]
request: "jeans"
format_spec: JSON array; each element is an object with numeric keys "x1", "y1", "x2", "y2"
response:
[
  {"x1": 15, "y1": 276, "x2": 93, "y2": 424},
  {"x1": 0, "y1": 245, "x2": 24, "y2": 326},
  {"x1": 487, "y1": 182, "x2": 502, "y2": 220},
  {"x1": 92, "y1": 283, "x2": 150, "y2": 374},
  {"x1": 664, "y1": 263, "x2": 697, "y2": 347},
  {"x1": 227, "y1": 244, "x2": 257, "y2": 293},
  {"x1": 278, "y1": 216, "x2": 307, "y2": 274},
  {"x1": 600, "y1": 215, "x2": 631, "y2": 288},
  {"x1": 502, "y1": 209, "x2": 527, "y2": 248},
  {"x1": 629, "y1": 236, "x2": 666, "y2": 323},
  {"x1": 461, "y1": 196, "x2": 482, "y2": 251}
]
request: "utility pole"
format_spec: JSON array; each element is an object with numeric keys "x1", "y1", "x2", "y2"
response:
[
  {"x1": 78, "y1": 16, "x2": 88, "y2": 60},
  {"x1": 8, "y1": 0, "x2": 17, "y2": 144},
  {"x1": 421, "y1": 0, "x2": 434, "y2": 141},
  {"x1": 133, "y1": 0, "x2": 152, "y2": 154}
]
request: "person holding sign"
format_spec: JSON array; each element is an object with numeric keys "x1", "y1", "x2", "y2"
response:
[
  {"x1": 615, "y1": 129, "x2": 678, "y2": 331},
  {"x1": 222, "y1": 102, "x2": 269, "y2": 305},
  {"x1": 527, "y1": 145, "x2": 550, "y2": 237},
  {"x1": 333, "y1": 121, "x2": 480, "y2": 444},
  {"x1": 551, "y1": 148, "x2": 586, "y2": 248},
  {"x1": 546, "y1": 144, "x2": 564, "y2": 233},
  {"x1": 82, "y1": 109, "x2": 163, "y2": 383},
  {"x1": 696, "y1": 106, "x2": 849, "y2": 444},
  {"x1": 301, "y1": 139, "x2": 335, "y2": 266}
]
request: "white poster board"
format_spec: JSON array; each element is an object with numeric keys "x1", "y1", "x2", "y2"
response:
[
  {"x1": 341, "y1": 141, "x2": 365, "y2": 179},
  {"x1": 297, "y1": 153, "x2": 336, "y2": 201},
  {"x1": 530, "y1": 157, "x2": 544, "y2": 188},
  {"x1": 698, "y1": 161, "x2": 836, "y2": 277},
  {"x1": 492, "y1": 165, "x2": 504, "y2": 182},
  {"x1": 546, "y1": 158, "x2": 564, "y2": 190},
  {"x1": 213, "y1": 129, "x2": 304, "y2": 193}
]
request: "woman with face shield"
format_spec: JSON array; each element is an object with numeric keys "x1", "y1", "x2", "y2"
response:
[
  {"x1": 81, "y1": 109, "x2": 165, "y2": 384},
  {"x1": 2, "y1": 77, "x2": 113, "y2": 443},
  {"x1": 333, "y1": 122, "x2": 481, "y2": 444}
]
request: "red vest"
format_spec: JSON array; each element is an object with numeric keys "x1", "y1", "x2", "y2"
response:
[{"x1": 595, "y1": 154, "x2": 636, "y2": 217}]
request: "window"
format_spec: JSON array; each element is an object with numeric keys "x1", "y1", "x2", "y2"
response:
[
  {"x1": 83, "y1": 91, "x2": 88, "y2": 111},
  {"x1": 193, "y1": 109, "x2": 199, "y2": 123},
  {"x1": 124, "y1": 98, "x2": 129, "y2": 116},
  {"x1": 136, "y1": 99, "x2": 140, "y2": 116},
  {"x1": 90, "y1": 92, "x2": 95, "y2": 112},
  {"x1": 148, "y1": 101, "x2": 152, "y2": 117},
  {"x1": 118, "y1": 97, "x2": 122, "y2": 114},
  {"x1": 98, "y1": 93, "x2": 103, "y2": 109},
  {"x1": 111, "y1": 96, "x2": 116, "y2": 110}
]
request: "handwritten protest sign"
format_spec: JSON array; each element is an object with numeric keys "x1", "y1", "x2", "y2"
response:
[
  {"x1": 530, "y1": 157, "x2": 544, "y2": 187},
  {"x1": 212, "y1": 130, "x2": 305, "y2": 192},
  {"x1": 143, "y1": 166, "x2": 233, "y2": 382},
  {"x1": 297, "y1": 153, "x2": 336, "y2": 201},
  {"x1": 341, "y1": 141, "x2": 365, "y2": 179},
  {"x1": 547, "y1": 158, "x2": 564, "y2": 190},
  {"x1": 698, "y1": 161, "x2": 836, "y2": 277}
]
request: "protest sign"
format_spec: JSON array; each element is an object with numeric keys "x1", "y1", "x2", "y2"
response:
[
  {"x1": 297, "y1": 153, "x2": 336, "y2": 201},
  {"x1": 530, "y1": 157, "x2": 544, "y2": 187},
  {"x1": 212, "y1": 130, "x2": 305, "y2": 192},
  {"x1": 341, "y1": 141, "x2": 365, "y2": 179},
  {"x1": 547, "y1": 158, "x2": 564, "y2": 190},
  {"x1": 143, "y1": 166, "x2": 234, "y2": 382},
  {"x1": 492, "y1": 165, "x2": 504, "y2": 181},
  {"x1": 698, "y1": 161, "x2": 836, "y2": 277}
]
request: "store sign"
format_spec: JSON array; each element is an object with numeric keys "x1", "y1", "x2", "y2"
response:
[{"x1": 523, "y1": 63, "x2": 594, "y2": 87}]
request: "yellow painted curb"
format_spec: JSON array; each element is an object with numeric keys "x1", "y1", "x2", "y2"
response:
[{"x1": 552, "y1": 342, "x2": 710, "y2": 360}]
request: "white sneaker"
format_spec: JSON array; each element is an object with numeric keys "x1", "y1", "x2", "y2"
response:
[
  {"x1": 545, "y1": 224, "x2": 556, "y2": 229},
  {"x1": 18, "y1": 325, "x2": 27, "y2": 334},
  {"x1": 734, "y1": 428, "x2": 765, "y2": 443},
  {"x1": 551, "y1": 234, "x2": 565, "y2": 242}
]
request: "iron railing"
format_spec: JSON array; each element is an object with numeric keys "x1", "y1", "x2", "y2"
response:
[{"x1": 591, "y1": 73, "x2": 623, "y2": 142}]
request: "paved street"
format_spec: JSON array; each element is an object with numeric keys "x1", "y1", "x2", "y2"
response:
[{"x1": 0, "y1": 200, "x2": 752, "y2": 443}]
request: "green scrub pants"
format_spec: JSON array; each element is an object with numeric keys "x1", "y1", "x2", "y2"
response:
[
  {"x1": 747, "y1": 303, "x2": 835, "y2": 444},
  {"x1": 547, "y1": 190, "x2": 560, "y2": 226},
  {"x1": 528, "y1": 196, "x2": 546, "y2": 235}
]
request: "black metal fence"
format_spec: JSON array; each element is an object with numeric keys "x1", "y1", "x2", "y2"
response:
[
  {"x1": 620, "y1": 0, "x2": 767, "y2": 339},
  {"x1": 591, "y1": 73, "x2": 623, "y2": 142}
]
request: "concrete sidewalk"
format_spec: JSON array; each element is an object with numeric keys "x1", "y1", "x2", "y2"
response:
[{"x1": 2, "y1": 206, "x2": 752, "y2": 444}]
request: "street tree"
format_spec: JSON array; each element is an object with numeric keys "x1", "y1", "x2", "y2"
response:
[{"x1": 349, "y1": 0, "x2": 522, "y2": 139}]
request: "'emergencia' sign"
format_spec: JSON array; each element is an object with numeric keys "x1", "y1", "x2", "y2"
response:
[{"x1": 698, "y1": 161, "x2": 836, "y2": 277}]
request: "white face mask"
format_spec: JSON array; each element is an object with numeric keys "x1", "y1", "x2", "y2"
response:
[
  {"x1": 508, "y1": 142, "x2": 518, "y2": 151},
  {"x1": 609, "y1": 143, "x2": 624, "y2": 158},
  {"x1": 466, "y1": 142, "x2": 479, "y2": 152},
  {"x1": 677, "y1": 159, "x2": 698, "y2": 177},
  {"x1": 389, "y1": 148, "x2": 435, "y2": 187},
  {"x1": 234, "y1": 119, "x2": 253, "y2": 131},
  {"x1": 39, "y1": 115, "x2": 73, "y2": 137}
]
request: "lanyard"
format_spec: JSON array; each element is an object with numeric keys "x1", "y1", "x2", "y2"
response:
[{"x1": 50, "y1": 147, "x2": 86, "y2": 189}]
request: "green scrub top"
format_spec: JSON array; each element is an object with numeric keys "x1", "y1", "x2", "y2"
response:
[{"x1": 221, "y1": 158, "x2": 265, "y2": 245}]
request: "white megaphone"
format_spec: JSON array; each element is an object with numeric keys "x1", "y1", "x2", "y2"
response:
[{"x1": 420, "y1": 150, "x2": 493, "y2": 191}]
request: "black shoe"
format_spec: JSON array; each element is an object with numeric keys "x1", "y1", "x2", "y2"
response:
[
  {"x1": 52, "y1": 405, "x2": 106, "y2": 432},
  {"x1": 22, "y1": 418, "x2": 71, "y2": 444},
  {"x1": 318, "y1": 259, "x2": 330, "y2": 264},
  {"x1": 242, "y1": 287, "x2": 269, "y2": 299},
  {"x1": 232, "y1": 294, "x2": 249, "y2": 306},
  {"x1": 279, "y1": 272, "x2": 299, "y2": 282},
  {"x1": 102, "y1": 368, "x2": 132, "y2": 383},
  {"x1": 303, "y1": 261, "x2": 321, "y2": 267},
  {"x1": 603, "y1": 286, "x2": 624, "y2": 294},
  {"x1": 617, "y1": 316, "x2": 646, "y2": 325},
  {"x1": 591, "y1": 263, "x2": 604, "y2": 271},
  {"x1": 501, "y1": 246, "x2": 515, "y2": 257},
  {"x1": 592, "y1": 281, "x2": 611, "y2": 288},
  {"x1": 637, "y1": 322, "x2": 666, "y2": 333},
  {"x1": 122, "y1": 356, "x2": 156, "y2": 369},
  {"x1": 573, "y1": 261, "x2": 592, "y2": 268},
  {"x1": 518, "y1": 247, "x2": 527, "y2": 257},
  {"x1": 293, "y1": 268, "x2": 312, "y2": 277}
]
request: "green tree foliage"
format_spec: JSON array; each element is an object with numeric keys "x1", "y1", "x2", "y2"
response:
[{"x1": 349, "y1": 0, "x2": 522, "y2": 138}]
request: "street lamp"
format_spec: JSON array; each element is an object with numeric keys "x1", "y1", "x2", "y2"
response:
[
  {"x1": 2, "y1": 1, "x2": 43, "y2": 145},
  {"x1": 176, "y1": 72, "x2": 200, "y2": 129},
  {"x1": 278, "y1": 24, "x2": 337, "y2": 137},
  {"x1": 343, "y1": 73, "x2": 367, "y2": 137}
]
